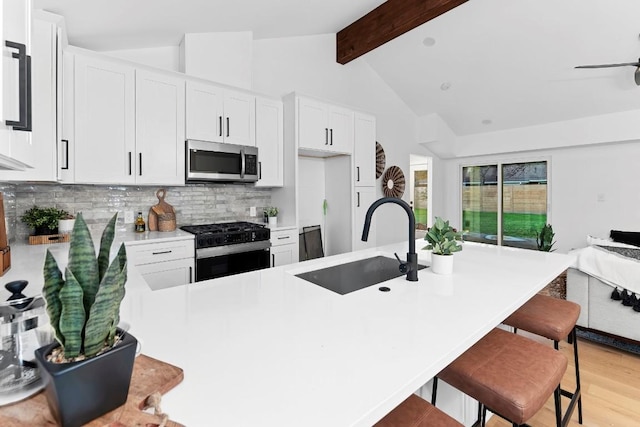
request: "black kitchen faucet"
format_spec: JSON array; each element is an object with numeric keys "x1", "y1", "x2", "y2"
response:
[{"x1": 361, "y1": 197, "x2": 418, "y2": 281}]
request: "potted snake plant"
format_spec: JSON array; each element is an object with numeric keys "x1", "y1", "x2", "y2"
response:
[
  {"x1": 423, "y1": 217, "x2": 463, "y2": 275},
  {"x1": 35, "y1": 213, "x2": 136, "y2": 427}
]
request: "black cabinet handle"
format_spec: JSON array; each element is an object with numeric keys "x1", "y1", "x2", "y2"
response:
[
  {"x1": 189, "y1": 266, "x2": 193, "y2": 283},
  {"x1": 258, "y1": 161, "x2": 262, "y2": 179},
  {"x1": 272, "y1": 254, "x2": 275, "y2": 267},
  {"x1": 330, "y1": 128, "x2": 333, "y2": 145},
  {"x1": 357, "y1": 192, "x2": 360, "y2": 207},
  {"x1": 5, "y1": 41, "x2": 32, "y2": 132},
  {"x1": 139, "y1": 153, "x2": 142, "y2": 176},
  {"x1": 152, "y1": 250, "x2": 172, "y2": 255},
  {"x1": 357, "y1": 166, "x2": 360, "y2": 182},
  {"x1": 226, "y1": 117, "x2": 230, "y2": 138},
  {"x1": 277, "y1": 236, "x2": 290, "y2": 240},
  {"x1": 128, "y1": 152, "x2": 132, "y2": 175},
  {"x1": 219, "y1": 116, "x2": 223, "y2": 137},
  {"x1": 325, "y1": 128, "x2": 329, "y2": 145},
  {"x1": 61, "y1": 139, "x2": 69, "y2": 170}
]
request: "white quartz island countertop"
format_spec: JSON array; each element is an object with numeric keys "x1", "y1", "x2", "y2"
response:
[{"x1": 117, "y1": 240, "x2": 575, "y2": 427}]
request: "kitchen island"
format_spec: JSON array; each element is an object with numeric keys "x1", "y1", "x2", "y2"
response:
[{"x1": 119, "y1": 240, "x2": 574, "y2": 426}]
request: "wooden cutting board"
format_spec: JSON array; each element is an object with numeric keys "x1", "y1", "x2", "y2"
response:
[
  {"x1": 0, "y1": 354, "x2": 184, "y2": 426},
  {"x1": 148, "y1": 189, "x2": 176, "y2": 232}
]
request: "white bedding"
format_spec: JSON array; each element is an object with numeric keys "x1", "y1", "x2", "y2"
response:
[{"x1": 569, "y1": 243, "x2": 640, "y2": 295}]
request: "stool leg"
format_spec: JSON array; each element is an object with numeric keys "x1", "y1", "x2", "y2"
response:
[
  {"x1": 572, "y1": 328, "x2": 583, "y2": 424},
  {"x1": 431, "y1": 377, "x2": 438, "y2": 405},
  {"x1": 554, "y1": 385, "x2": 562, "y2": 427}
]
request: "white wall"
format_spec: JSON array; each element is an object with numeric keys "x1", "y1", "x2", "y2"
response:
[
  {"x1": 252, "y1": 34, "x2": 440, "y2": 245},
  {"x1": 440, "y1": 140, "x2": 640, "y2": 253}
]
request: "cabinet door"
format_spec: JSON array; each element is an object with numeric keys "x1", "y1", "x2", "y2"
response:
[
  {"x1": 353, "y1": 187, "x2": 377, "y2": 251},
  {"x1": 135, "y1": 70, "x2": 185, "y2": 185},
  {"x1": 271, "y1": 244, "x2": 297, "y2": 267},
  {"x1": 0, "y1": 0, "x2": 33, "y2": 169},
  {"x1": 223, "y1": 90, "x2": 255, "y2": 146},
  {"x1": 255, "y1": 97, "x2": 283, "y2": 187},
  {"x1": 74, "y1": 55, "x2": 135, "y2": 184},
  {"x1": 328, "y1": 106, "x2": 353, "y2": 154},
  {"x1": 298, "y1": 97, "x2": 329, "y2": 151},
  {"x1": 185, "y1": 80, "x2": 223, "y2": 143},
  {"x1": 59, "y1": 47, "x2": 74, "y2": 182},
  {"x1": 0, "y1": 18, "x2": 55, "y2": 181},
  {"x1": 136, "y1": 258, "x2": 194, "y2": 291},
  {"x1": 354, "y1": 113, "x2": 376, "y2": 187}
]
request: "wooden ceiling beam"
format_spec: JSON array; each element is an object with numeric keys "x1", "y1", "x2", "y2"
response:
[{"x1": 336, "y1": 0, "x2": 469, "y2": 64}]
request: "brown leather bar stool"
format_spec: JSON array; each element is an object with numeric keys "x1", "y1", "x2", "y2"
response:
[
  {"x1": 503, "y1": 294, "x2": 583, "y2": 425},
  {"x1": 375, "y1": 394, "x2": 462, "y2": 427},
  {"x1": 432, "y1": 328, "x2": 568, "y2": 427}
]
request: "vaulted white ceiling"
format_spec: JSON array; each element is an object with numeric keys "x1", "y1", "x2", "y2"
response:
[{"x1": 35, "y1": 0, "x2": 640, "y2": 137}]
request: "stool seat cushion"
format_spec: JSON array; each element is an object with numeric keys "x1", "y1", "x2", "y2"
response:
[
  {"x1": 438, "y1": 328, "x2": 567, "y2": 424},
  {"x1": 504, "y1": 294, "x2": 580, "y2": 341},
  {"x1": 375, "y1": 394, "x2": 462, "y2": 427}
]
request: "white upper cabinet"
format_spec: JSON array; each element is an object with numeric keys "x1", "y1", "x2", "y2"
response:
[
  {"x1": 185, "y1": 80, "x2": 255, "y2": 146},
  {"x1": 0, "y1": 0, "x2": 34, "y2": 170},
  {"x1": 135, "y1": 70, "x2": 185, "y2": 185},
  {"x1": 353, "y1": 112, "x2": 376, "y2": 187},
  {"x1": 255, "y1": 96, "x2": 283, "y2": 187},
  {"x1": 74, "y1": 54, "x2": 135, "y2": 184},
  {"x1": 297, "y1": 96, "x2": 353, "y2": 155}
]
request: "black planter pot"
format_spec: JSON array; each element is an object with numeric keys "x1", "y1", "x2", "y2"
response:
[
  {"x1": 34, "y1": 225, "x2": 58, "y2": 235},
  {"x1": 34, "y1": 330, "x2": 137, "y2": 427}
]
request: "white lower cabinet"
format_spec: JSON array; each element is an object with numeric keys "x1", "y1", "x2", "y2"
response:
[
  {"x1": 135, "y1": 258, "x2": 193, "y2": 291},
  {"x1": 270, "y1": 227, "x2": 298, "y2": 267},
  {"x1": 125, "y1": 238, "x2": 194, "y2": 290}
]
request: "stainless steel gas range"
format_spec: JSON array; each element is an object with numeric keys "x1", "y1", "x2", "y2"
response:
[{"x1": 180, "y1": 221, "x2": 271, "y2": 282}]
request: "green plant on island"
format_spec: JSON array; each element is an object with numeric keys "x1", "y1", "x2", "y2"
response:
[
  {"x1": 42, "y1": 213, "x2": 127, "y2": 361},
  {"x1": 21, "y1": 206, "x2": 70, "y2": 234},
  {"x1": 424, "y1": 216, "x2": 463, "y2": 255},
  {"x1": 264, "y1": 206, "x2": 279, "y2": 217},
  {"x1": 536, "y1": 223, "x2": 556, "y2": 252}
]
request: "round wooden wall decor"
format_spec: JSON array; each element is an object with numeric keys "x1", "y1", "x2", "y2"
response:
[
  {"x1": 376, "y1": 142, "x2": 386, "y2": 179},
  {"x1": 382, "y1": 166, "x2": 405, "y2": 198}
]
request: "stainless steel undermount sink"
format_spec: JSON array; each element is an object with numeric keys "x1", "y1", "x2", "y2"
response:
[{"x1": 295, "y1": 255, "x2": 426, "y2": 295}]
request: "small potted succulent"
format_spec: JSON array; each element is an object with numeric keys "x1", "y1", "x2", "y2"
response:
[
  {"x1": 35, "y1": 213, "x2": 136, "y2": 427},
  {"x1": 20, "y1": 206, "x2": 69, "y2": 236},
  {"x1": 536, "y1": 223, "x2": 556, "y2": 252},
  {"x1": 423, "y1": 217, "x2": 463, "y2": 275},
  {"x1": 264, "y1": 206, "x2": 279, "y2": 228},
  {"x1": 57, "y1": 212, "x2": 76, "y2": 234}
]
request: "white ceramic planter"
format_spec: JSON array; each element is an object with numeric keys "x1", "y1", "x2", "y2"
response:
[
  {"x1": 431, "y1": 253, "x2": 454, "y2": 275},
  {"x1": 58, "y1": 219, "x2": 75, "y2": 234},
  {"x1": 268, "y1": 216, "x2": 278, "y2": 228}
]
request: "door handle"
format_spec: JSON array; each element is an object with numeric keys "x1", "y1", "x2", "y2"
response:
[
  {"x1": 189, "y1": 266, "x2": 193, "y2": 283},
  {"x1": 272, "y1": 254, "x2": 275, "y2": 267},
  {"x1": 219, "y1": 116, "x2": 223, "y2": 137},
  {"x1": 226, "y1": 117, "x2": 230, "y2": 138},
  {"x1": 139, "y1": 153, "x2": 143, "y2": 176},
  {"x1": 357, "y1": 192, "x2": 360, "y2": 207},
  {"x1": 128, "y1": 152, "x2": 132, "y2": 175},
  {"x1": 258, "y1": 161, "x2": 262, "y2": 180},
  {"x1": 5, "y1": 41, "x2": 32, "y2": 131},
  {"x1": 357, "y1": 166, "x2": 360, "y2": 182},
  {"x1": 325, "y1": 128, "x2": 329, "y2": 145},
  {"x1": 330, "y1": 128, "x2": 333, "y2": 145},
  {"x1": 61, "y1": 140, "x2": 69, "y2": 170}
]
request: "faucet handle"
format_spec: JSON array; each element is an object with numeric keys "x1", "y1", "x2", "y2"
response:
[{"x1": 394, "y1": 252, "x2": 409, "y2": 274}]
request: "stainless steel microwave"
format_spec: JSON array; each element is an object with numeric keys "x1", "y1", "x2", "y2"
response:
[{"x1": 186, "y1": 140, "x2": 259, "y2": 183}]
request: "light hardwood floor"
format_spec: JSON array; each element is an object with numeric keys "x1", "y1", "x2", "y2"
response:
[{"x1": 486, "y1": 336, "x2": 640, "y2": 426}]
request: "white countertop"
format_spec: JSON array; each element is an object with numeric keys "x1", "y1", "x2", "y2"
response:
[{"x1": 119, "y1": 240, "x2": 575, "y2": 427}]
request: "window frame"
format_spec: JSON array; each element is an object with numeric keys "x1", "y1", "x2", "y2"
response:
[{"x1": 458, "y1": 155, "x2": 552, "y2": 247}]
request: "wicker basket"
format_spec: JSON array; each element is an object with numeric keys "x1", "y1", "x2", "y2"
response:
[
  {"x1": 157, "y1": 213, "x2": 176, "y2": 232},
  {"x1": 28, "y1": 234, "x2": 70, "y2": 245}
]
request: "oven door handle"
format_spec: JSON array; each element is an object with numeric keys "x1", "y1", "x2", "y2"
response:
[
  {"x1": 240, "y1": 148, "x2": 246, "y2": 179},
  {"x1": 195, "y1": 240, "x2": 272, "y2": 259}
]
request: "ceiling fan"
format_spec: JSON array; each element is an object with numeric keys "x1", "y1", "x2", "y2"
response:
[{"x1": 575, "y1": 58, "x2": 640, "y2": 85}]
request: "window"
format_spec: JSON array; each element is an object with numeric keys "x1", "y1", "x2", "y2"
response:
[{"x1": 462, "y1": 160, "x2": 548, "y2": 249}]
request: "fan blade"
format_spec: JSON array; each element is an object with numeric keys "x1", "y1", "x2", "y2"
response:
[{"x1": 575, "y1": 62, "x2": 640, "y2": 69}]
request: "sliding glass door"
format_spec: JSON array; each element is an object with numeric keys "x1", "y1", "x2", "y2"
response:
[{"x1": 462, "y1": 160, "x2": 548, "y2": 249}]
